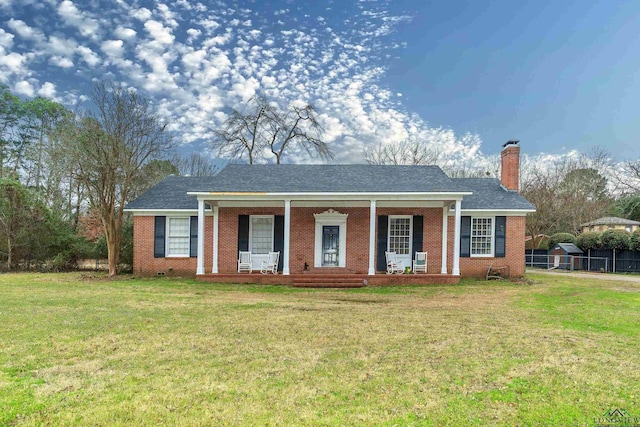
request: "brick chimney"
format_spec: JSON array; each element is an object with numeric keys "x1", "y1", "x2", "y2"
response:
[{"x1": 500, "y1": 140, "x2": 520, "y2": 191}]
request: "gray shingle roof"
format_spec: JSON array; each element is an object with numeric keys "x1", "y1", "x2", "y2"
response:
[
  {"x1": 454, "y1": 178, "x2": 536, "y2": 210},
  {"x1": 580, "y1": 216, "x2": 640, "y2": 227},
  {"x1": 189, "y1": 164, "x2": 470, "y2": 193},
  {"x1": 125, "y1": 165, "x2": 536, "y2": 212},
  {"x1": 125, "y1": 176, "x2": 210, "y2": 210}
]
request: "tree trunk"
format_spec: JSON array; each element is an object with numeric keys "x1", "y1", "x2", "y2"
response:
[
  {"x1": 73, "y1": 182, "x2": 81, "y2": 231},
  {"x1": 105, "y1": 212, "x2": 121, "y2": 277},
  {"x1": 7, "y1": 236, "x2": 11, "y2": 270}
]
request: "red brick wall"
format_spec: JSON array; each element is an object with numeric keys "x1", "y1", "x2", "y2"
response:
[
  {"x1": 377, "y1": 207, "x2": 445, "y2": 274},
  {"x1": 447, "y1": 215, "x2": 527, "y2": 278},
  {"x1": 132, "y1": 215, "x2": 212, "y2": 276},
  {"x1": 133, "y1": 209, "x2": 527, "y2": 278},
  {"x1": 218, "y1": 207, "x2": 285, "y2": 273},
  {"x1": 501, "y1": 145, "x2": 520, "y2": 191}
]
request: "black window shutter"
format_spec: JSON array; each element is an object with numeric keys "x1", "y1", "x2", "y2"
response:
[
  {"x1": 189, "y1": 216, "x2": 198, "y2": 257},
  {"x1": 412, "y1": 215, "x2": 423, "y2": 260},
  {"x1": 460, "y1": 216, "x2": 471, "y2": 258},
  {"x1": 238, "y1": 215, "x2": 249, "y2": 252},
  {"x1": 494, "y1": 216, "x2": 506, "y2": 258},
  {"x1": 154, "y1": 216, "x2": 166, "y2": 258},
  {"x1": 376, "y1": 215, "x2": 388, "y2": 271},
  {"x1": 274, "y1": 215, "x2": 284, "y2": 271}
]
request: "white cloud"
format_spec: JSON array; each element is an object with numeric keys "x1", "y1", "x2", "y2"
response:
[
  {"x1": 182, "y1": 49, "x2": 206, "y2": 70},
  {"x1": 7, "y1": 19, "x2": 46, "y2": 42},
  {"x1": 186, "y1": 28, "x2": 201, "y2": 43},
  {"x1": 197, "y1": 18, "x2": 219, "y2": 33},
  {"x1": 57, "y1": 0, "x2": 100, "y2": 38},
  {"x1": 76, "y1": 45, "x2": 101, "y2": 67},
  {"x1": 47, "y1": 35, "x2": 77, "y2": 56},
  {"x1": 0, "y1": 28, "x2": 14, "y2": 49},
  {"x1": 261, "y1": 75, "x2": 277, "y2": 88},
  {"x1": 0, "y1": 52, "x2": 27, "y2": 73},
  {"x1": 14, "y1": 80, "x2": 34, "y2": 97},
  {"x1": 114, "y1": 27, "x2": 137, "y2": 40},
  {"x1": 228, "y1": 76, "x2": 260, "y2": 102},
  {"x1": 101, "y1": 39, "x2": 124, "y2": 58},
  {"x1": 144, "y1": 20, "x2": 174, "y2": 44},
  {"x1": 37, "y1": 81, "x2": 56, "y2": 98},
  {"x1": 156, "y1": 3, "x2": 178, "y2": 28},
  {"x1": 131, "y1": 7, "x2": 152, "y2": 21},
  {"x1": 49, "y1": 55, "x2": 74, "y2": 68}
]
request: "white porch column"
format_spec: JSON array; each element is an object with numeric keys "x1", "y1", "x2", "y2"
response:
[
  {"x1": 441, "y1": 205, "x2": 449, "y2": 274},
  {"x1": 452, "y1": 199, "x2": 462, "y2": 276},
  {"x1": 212, "y1": 205, "x2": 219, "y2": 273},
  {"x1": 196, "y1": 199, "x2": 205, "y2": 275},
  {"x1": 368, "y1": 199, "x2": 377, "y2": 275},
  {"x1": 283, "y1": 199, "x2": 291, "y2": 275}
]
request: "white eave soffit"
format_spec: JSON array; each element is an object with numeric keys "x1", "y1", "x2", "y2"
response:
[
  {"x1": 453, "y1": 209, "x2": 536, "y2": 216},
  {"x1": 187, "y1": 191, "x2": 472, "y2": 202}
]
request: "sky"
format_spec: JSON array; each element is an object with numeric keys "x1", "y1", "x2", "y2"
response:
[{"x1": 1, "y1": 0, "x2": 639, "y2": 165}]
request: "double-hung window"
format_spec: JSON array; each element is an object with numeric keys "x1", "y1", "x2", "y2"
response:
[
  {"x1": 388, "y1": 216, "x2": 412, "y2": 255},
  {"x1": 166, "y1": 217, "x2": 190, "y2": 257},
  {"x1": 471, "y1": 217, "x2": 493, "y2": 256},
  {"x1": 250, "y1": 216, "x2": 274, "y2": 254}
]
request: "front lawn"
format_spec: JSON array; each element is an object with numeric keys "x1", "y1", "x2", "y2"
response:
[{"x1": 1, "y1": 273, "x2": 638, "y2": 426}]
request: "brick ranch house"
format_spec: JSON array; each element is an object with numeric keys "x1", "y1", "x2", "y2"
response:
[{"x1": 125, "y1": 141, "x2": 534, "y2": 285}]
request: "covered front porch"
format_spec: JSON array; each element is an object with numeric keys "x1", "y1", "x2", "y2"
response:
[{"x1": 189, "y1": 190, "x2": 469, "y2": 283}]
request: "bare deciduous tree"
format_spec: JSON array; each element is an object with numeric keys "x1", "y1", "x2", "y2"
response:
[
  {"x1": 59, "y1": 81, "x2": 170, "y2": 276},
  {"x1": 614, "y1": 159, "x2": 640, "y2": 194},
  {"x1": 172, "y1": 151, "x2": 218, "y2": 176},
  {"x1": 213, "y1": 95, "x2": 332, "y2": 164},
  {"x1": 362, "y1": 131, "x2": 496, "y2": 178},
  {"x1": 363, "y1": 140, "x2": 443, "y2": 166},
  {"x1": 520, "y1": 148, "x2": 614, "y2": 239}
]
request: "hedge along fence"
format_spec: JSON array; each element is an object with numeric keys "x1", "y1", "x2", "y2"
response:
[{"x1": 526, "y1": 229, "x2": 640, "y2": 273}]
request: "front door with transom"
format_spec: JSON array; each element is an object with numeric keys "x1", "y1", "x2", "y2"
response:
[{"x1": 322, "y1": 225, "x2": 339, "y2": 267}]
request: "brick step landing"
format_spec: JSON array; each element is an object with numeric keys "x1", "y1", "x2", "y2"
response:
[
  {"x1": 292, "y1": 282, "x2": 366, "y2": 288},
  {"x1": 302, "y1": 267, "x2": 357, "y2": 274},
  {"x1": 292, "y1": 275, "x2": 367, "y2": 288}
]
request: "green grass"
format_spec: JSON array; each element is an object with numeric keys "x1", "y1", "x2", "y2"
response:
[{"x1": 1, "y1": 272, "x2": 639, "y2": 426}]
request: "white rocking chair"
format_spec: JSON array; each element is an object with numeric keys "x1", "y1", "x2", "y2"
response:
[
  {"x1": 385, "y1": 251, "x2": 404, "y2": 274},
  {"x1": 260, "y1": 251, "x2": 280, "y2": 274},
  {"x1": 237, "y1": 251, "x2": 252, "y2": 273},
  {"x1": 413, "y1": 251, "x2": 428, "y2": 274}
]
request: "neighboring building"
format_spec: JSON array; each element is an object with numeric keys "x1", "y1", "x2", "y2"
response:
[
  {"x1": 580, "y1": 217, "x2": 640, "y2": 234},
  {"x1": 125, "y1": 141, "x2": 535, "y2": 284}
]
